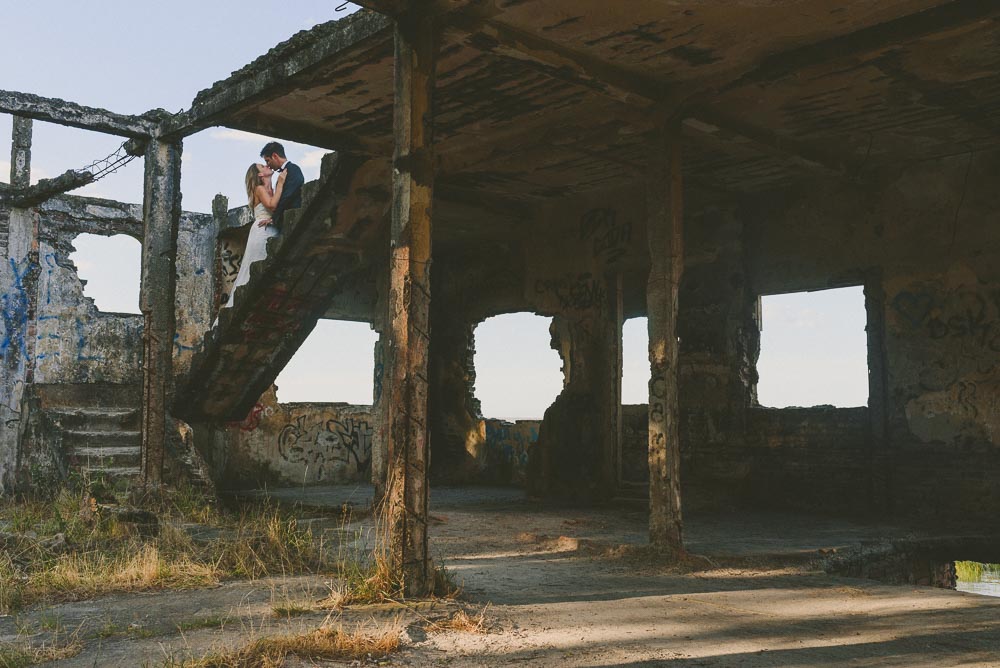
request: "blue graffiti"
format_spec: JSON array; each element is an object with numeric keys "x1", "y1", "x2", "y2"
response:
[
  {"x1": 43, "y1": 253, "x2": 57, "y2": 305},
  {"x1": 173, "y1": 332, "x2": 202, "y2": 356},
  {"x1": 75, "y1": 317, "x2": 101, "y2": 361},
  {"x1": 1, "y1": 257, "x2": 35, "y2": 362}
]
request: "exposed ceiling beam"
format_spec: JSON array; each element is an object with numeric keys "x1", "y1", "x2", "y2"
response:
[
  {"x1": 447, "y1": 11, "x2": 676, "y2": 109},
  {"x1": 723, "y1": 0, "x2": 1000, "y2": 91},
  {"x1": 684, "y1": 108, "x2": 861, "y2": 176},
  {"x1": 0, "y1": 90, "x2": 159, "y2": 138}
]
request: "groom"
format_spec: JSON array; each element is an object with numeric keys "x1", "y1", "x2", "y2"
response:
[{"x1": 260, "y1": 141, "x2": 304, "y2": 229}]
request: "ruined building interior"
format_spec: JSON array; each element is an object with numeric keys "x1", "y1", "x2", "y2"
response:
[{"x1": 2, "y1": 0, "x2": 1000, "y2": 593}]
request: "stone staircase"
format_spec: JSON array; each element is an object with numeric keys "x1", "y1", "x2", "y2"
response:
[
  {"x1": 23, "y1": 383, "x2": 142, "y2": 489},
  {"x1": 173, "y1": 152, "x2": 389, "y2": 423},
  {"x1": 55, "y1": 408, "x2": 142, "y2": 482}
]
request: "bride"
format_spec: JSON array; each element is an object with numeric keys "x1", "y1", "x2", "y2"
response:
[{"x1": 222, "y1": 163, "x2": 287, "y2": 308}]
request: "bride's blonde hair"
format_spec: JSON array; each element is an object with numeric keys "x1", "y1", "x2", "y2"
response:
[{"x1": 245, "y1": 163, "x2": 263, "y2": 207}]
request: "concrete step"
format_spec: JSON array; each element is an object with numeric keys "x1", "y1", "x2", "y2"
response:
[
  {"x1": 47, "y1": 407, "x2": 139, "y2": 431},
  {"x1": 62, "y1": 430, "x2": 141, "y2": 450},
  {"x1": 67, "y1": 446, "x2": 141, "y2": 468},
  {"x1": 33, "y1": 382, "x2": 141, "y2": 410}
]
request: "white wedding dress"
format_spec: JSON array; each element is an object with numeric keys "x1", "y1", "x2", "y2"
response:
[{"x1": 222, "y1": 202, "x2": 279, "y2": 309}]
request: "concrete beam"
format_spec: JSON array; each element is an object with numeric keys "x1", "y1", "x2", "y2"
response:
[
  {"x1": 0, "y1": 90, "x2": 160, "y2": 138},
  {"x1": 139, "y1": 140, "x2": 183, "y2": 489},
  {"x1": 683, "y1": 109, "x2": 860, "y2": 176},
  {"x1": 645, "y1": 125, "x2": 684, "y2": 554},
  {"x1": 383, "y1": 10, "x2": 437, "y2": 598},
  {"x1": 6, "y1": 171, "x2": 95, "y2": 209},
  {"x1": 164, "y1": 11, "x2": 392, "y2": 142}
]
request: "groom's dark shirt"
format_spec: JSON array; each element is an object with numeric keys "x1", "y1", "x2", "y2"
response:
[{"x1": 272, "y1": 161, "x2": 304, "y2": 229}]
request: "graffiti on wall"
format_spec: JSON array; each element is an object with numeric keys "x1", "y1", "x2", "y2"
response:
[
  {"x1": 1, "y1": 257, "x2": 34, "y2": 363},
  {"x1": 579, "y1": 207, "x2": 632, "y2": 264},
  {"x1": 891, "y1": 289, "x2": 1000, "y2": 353},
  {"x1": 277, "y1": 414, "x2": 373, "y2": 480},
  {"x1": 220, "y1": 239, "x2": 244, "y2": 283},
  {"x1": 534, "y1": 273, "x2": 606, "y2": 311},
  {"x1": 240, "y1": 287, "x2": 309, "y2": 343},
  {"x1": 890, "y1": 280, "x2": 1000, "y2": 444}
]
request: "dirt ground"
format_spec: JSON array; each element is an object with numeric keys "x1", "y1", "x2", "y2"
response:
[{"x1": 4, "y1": 486, "x2": 1000, "y2": 667}]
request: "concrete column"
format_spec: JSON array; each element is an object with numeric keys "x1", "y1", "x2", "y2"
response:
[
  {"x1": 0, "y1": 117, "x2": 36, "y2": 492},
  {"x1": 645, "y1": 128, "x2": 685, "y2": 553},
  {"x1": 139, "y1": 140, "x2": 182, "y2": 489},
  {"x1": 10, "y1": 116, "x2": 32, "y2": 188},
  {"x1": 383, "y1": 12, "x2": 437, "y2": 597},
  {"x1": 210, "y1": 194, "x2": 229, "y2": 317}
]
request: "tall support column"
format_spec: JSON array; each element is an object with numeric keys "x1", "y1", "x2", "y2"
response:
[
  {"x1": 383, "y1": 10, "x2": 437, "y2": 597},
  {"x1": 139, "y1": 140, "x2": 182, "y2": 489},
  {"x1": 0, "y1": 117, "x2": 35, "y2": 492},
  {"x1": 645, "y1": 127, "x2": 685, "y2": 552}
]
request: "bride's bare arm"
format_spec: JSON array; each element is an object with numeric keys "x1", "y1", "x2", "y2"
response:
[{"x1": 254, "y1": 172, "x2": 286, "y2": 212}]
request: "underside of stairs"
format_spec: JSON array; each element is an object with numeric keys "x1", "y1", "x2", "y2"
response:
[{"x1": 173, "y1": 152, "x2": 389, "y2": 423}]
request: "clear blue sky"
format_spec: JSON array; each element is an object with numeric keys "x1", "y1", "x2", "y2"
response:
[{"x1": 3, "y1": 3, "x2": 869, "y2": 416}]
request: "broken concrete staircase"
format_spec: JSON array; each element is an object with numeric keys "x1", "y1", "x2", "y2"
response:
[{"x1": 173, "y1": 152, "x2": 388, "y2": 423}]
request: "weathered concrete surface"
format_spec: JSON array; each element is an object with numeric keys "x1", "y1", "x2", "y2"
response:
[
  {"x1": 0, "y1": 90, "x2": 161, "y2": 139},
  {"x1": 383, "y1": 12, "x2": 438, "y2": 597}
]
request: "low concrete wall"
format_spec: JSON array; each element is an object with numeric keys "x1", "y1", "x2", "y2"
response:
[
  {"x1": 621, "y1": 404, "x2": 871, "y2": 512},
  {"x1": 483, "y1": 419, "x2": 540, "y2": 486},
  {"x1": 218, "y1": 389, "x2": 374, "y2": 488}
]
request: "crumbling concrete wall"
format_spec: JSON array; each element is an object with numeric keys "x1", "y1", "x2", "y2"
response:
[{"x1": 0, "y1": 185, "x2": 217, "y2": 491}]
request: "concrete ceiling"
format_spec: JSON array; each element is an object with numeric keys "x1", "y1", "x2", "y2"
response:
[{"x1": 187, "y1": 1, "x2": 1000, "y2": 205}]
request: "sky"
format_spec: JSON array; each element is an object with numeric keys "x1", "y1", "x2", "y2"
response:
[{"x1": 3, "y1": 2, "x2": 869, "y2": 417}]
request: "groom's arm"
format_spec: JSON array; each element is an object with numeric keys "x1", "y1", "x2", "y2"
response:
[{"x1": 272, "y1": 163, "x2": 305, "y2": 226}]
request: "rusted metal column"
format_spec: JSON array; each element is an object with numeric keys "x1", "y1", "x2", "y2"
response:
[
  {"x1": 383, "y1": 9, "x2": 437, "y2": 597},
  {"x1": 139, "y1": 140, "x2": 182, "y2": 489},
  {"x1": 645, "y1": 126, "x2": 685, "y2": 553}
]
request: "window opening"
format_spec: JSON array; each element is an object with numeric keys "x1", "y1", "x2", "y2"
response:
[
  {"x1": 274, "y1": 319, "x2": 378, "y2": 404},
  {"x1": 69, "y1": 233, "x2": 142, "y2": 314},
  {"x1": 473, "y1": 313, "x2": 562, "y2": 420},
  {"x1": 621, "y1": 317, "x2": 649, "y2": 405},
  {"x1": 756, "y1": 286, "x2": 868, "y2": 408}
]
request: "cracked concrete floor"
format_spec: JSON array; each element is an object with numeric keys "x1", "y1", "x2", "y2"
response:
[{"x1": 5, "y1": 487, "x2": 1000, "y2": 666}]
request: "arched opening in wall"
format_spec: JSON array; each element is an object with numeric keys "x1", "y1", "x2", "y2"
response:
[
  {"x1": 69, "y1": 233, "x2": 142, "y2": 314},
  {"x1": 757, "y1": 286, "x2": 869, "y2": 408},
  {"x1": 621, "y1": 317, "x2": 649, "y2": 405},
  {"x1": 274, "y1": 319, "x2": 378, "y2": 404},
  {"x1": 473, "y1": 313, "x2": 562, "y2": 420}
]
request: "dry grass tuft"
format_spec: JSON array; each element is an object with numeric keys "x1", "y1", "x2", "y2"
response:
[
  {"x1": 0, "y1": 638, "x2": 82, "y2": 667},
  {"x1": 427, "y1": 605, "x2": 490, "y2": 634},
  {"x1": 187, "y1": 621, "x2": 401, "y2": 667}
]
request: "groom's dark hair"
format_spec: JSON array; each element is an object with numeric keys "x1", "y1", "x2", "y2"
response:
[{"x1": 260, "y1": 141, "x2": 286, "y2": 159}]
